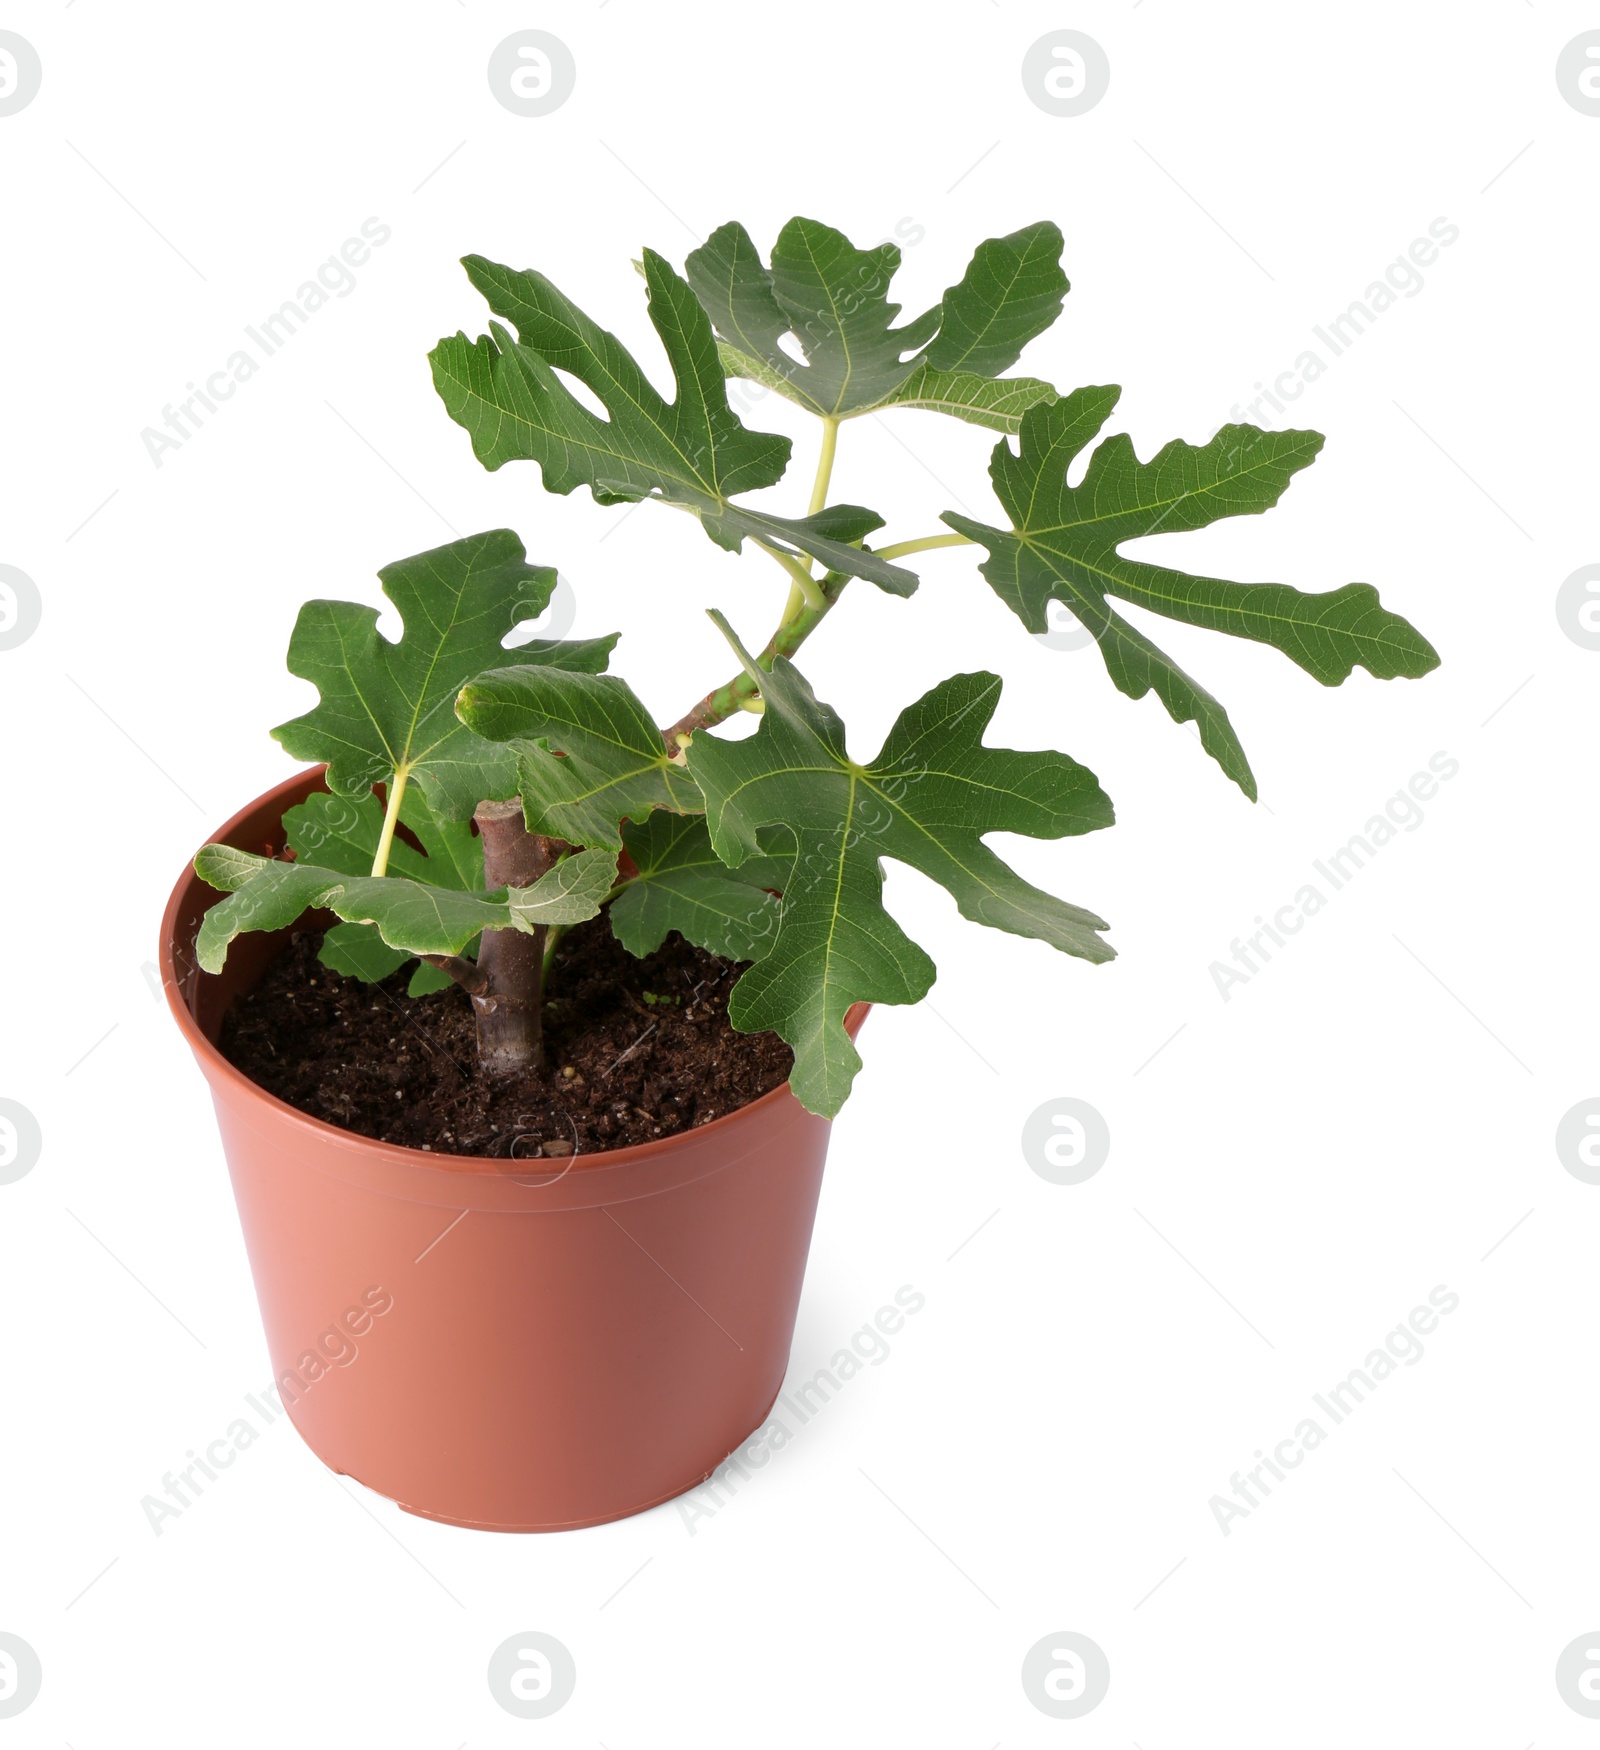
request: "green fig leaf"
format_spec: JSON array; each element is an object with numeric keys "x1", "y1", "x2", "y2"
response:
[
  {"x1": 609, "y1": 812, "x2": 788, "y2": 963},
  {"x1": 457, "y1": 663, "x2": 703, "y2": 850},
  {"x1": 689, "y1": 217, "x2": 1066, "y2": 431},
  {"x1": 429, "y1": 251, "x2": 918, "y2": 596},
  {"x1": 944, "y1": 392, "x2": 1443, "y2": 798},
  {"x1": 193, "y1": 845, "x2": 616, "y2": 973},
  {"x1": 272, "y1": 528, "x2": 616, "y2": 822},
  {"x1": 284, "y1": 783, "x2": 486, "y2": 984},
  {"x1": 686, "y1": 617, "x2": 1113, "y2": 1116},
  {"x1": 317, "y1": 922, "x2": 414, "y2": 984}
]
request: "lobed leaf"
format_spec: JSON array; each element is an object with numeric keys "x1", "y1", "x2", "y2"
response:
[
  {"x1": 456, "y1": 663, "x2": 702, "y2": 849},
  {"x1": 686, "y1": 217, "x2": 931, "y2": 418},
  {"x1": 609, "y1": 812, "x2": 788, "y2": 963},
  {"x1": 688, "y1": 217, "x2": 1067, "y2": 431},
  {"x1": 878, "y1": 362, "x2": 1058, "y2": 434},
  {"x1": 192, "y1": 845, "x2": 616, "y2": 975},
  {"x1": 430, "y1": 251, "x2": 917, "y2": 596},
  {"x1": 687, "y1": 619, "x2": 1114, "y2": 1116},
  {"x1": 196, "y1": 853, "x2": 506, "y2": 972},
  {"x1": 283, "y1": 784, "x2": 482, "y2": 889},
  {"x1": 505, "y1": 847, "x2": 620, "y2": 926},
  {"x1": 924, "y1": 222, "x2": 1070, "y2": 377},
  {"x1": 945, "y1": 392, "x2": 1443, "y2": 798},
  {"x1": 273, "y1": 529, "x2": 615, "y2": 821},
  {"x1": 284, "y1": 781, "x2": 484, "y2": 986},
  {"x1": 318, "y1": 922, "x2": 413, "y2": 984}
]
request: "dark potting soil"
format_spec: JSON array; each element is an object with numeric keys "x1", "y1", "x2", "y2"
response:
[{"x1": 218, "y1": 918, "x2": 794, "y2": 1159}]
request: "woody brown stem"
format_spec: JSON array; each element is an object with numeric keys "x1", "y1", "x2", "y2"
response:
[
  {"x1": 470, "y1": 799, "x2": 558, "y2": 1076},
  {"x1": 417, "y1": 953, "x2": 489, "y2": 995}
]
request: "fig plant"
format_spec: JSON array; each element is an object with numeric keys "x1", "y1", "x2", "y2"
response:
[{"x1": 195, "y1": 217, "x2": 1439, "y2": 1116}]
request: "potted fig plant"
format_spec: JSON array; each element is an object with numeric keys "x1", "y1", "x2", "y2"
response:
[{"x1": 161, "y1": 216, "x2": 1438, "y2": 1531}]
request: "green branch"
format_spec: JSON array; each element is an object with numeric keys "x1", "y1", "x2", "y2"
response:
[{"x1": 663, "y1": 526, "x2": 974, "y2": 748}]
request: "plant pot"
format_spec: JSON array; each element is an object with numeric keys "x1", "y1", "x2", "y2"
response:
[{"x1": 159, "y1": 767, "x2": 865, "y2": 1533}]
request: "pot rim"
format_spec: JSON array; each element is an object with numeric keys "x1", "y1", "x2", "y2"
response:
[{"x1": 159, "y1": 764, "x2": 866, "y2": 1181}]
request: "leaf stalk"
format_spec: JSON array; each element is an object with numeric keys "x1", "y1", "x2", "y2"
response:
[
  {"x1": 808, "y1": 416, "x2": 839, "y2": 515},
  {"x1": 370, "y1": 767, "x2": 410, "y2": 878},
  {"x1": 875, "y1": 531, "x2": 974, "y2": 562}
]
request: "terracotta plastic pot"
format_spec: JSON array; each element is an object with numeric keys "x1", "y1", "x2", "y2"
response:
[{"x1": 160, "y1": 768, "x2": 865, "y2": 1532}]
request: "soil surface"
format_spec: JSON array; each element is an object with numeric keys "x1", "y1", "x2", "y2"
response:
[{"x1": 218, "y1": 918, "x2": 794, "y2": 1159}]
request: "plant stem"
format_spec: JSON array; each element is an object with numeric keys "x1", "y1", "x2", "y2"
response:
[
  {"x1": 661, "y1": 534, "x2": 976, "y2": 747},
  {"x1": 418, "y1": 952, "x2": 489, "y2": 995},
  {"x1": 808, "y1": 416, "x2": 839, "y2": 514},
  {"x1": 470, "y1": 799, "x2": 558, "y2": 1075},
  {"x1": 664, "y1": 417, "x2": 844, "y2": 747},
  {"x1": 370, "y1": 767, "x2": 410, "y2": 878},
  {"x1": 777, "y1": 579, "x2": 807, "y2": 626},
  {"x1": 875, "y1": 531, "x2": 974, "y2": 562},
  {"x1": 662, "y1": 568, "x2": 849, "y2": 746},
  {"x1": 757, "y1": 541, "x2": 825, "y2": 610}
]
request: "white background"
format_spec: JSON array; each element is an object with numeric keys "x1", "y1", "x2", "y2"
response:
[{"x1": 1, "y1": 2, "x2": 1595, "y2": 1742}]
